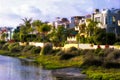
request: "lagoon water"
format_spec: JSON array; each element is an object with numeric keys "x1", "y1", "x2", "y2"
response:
[
  {"x1": 0, "y1": 55, "x2": 57, "y2": 80},
  {"x1": 0, "y1": 55, "x2": 86, "y2": 80}
]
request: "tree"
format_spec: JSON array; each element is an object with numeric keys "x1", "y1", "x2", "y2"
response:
[
  {"x1": 32, "y1": 20, "x2": 51, "y2": 42},
  {"x1": 19, "y1": 18, "x2": 32, "y2": 42},
  {"x1": 22, "y1": 18, "x2": 32, "y2": 28},
  {"x1": 38, "y1": 24, "x2": 51, "y2": 34},
  {"x1": 32, "y1": 20, "x2": 43, "y2": 41},
  {"x1": 49, "y1": 26, "x2": 67, "y2": 46},
  {"x1": 1, "y1": 33, "x2": 8, "y2": 41},
  {"x1": 40, "y1": 24, "x2": 51, "y2": 42},
  {"x1": 19, "y1": 24, "x2": 28, "y2": 42},
  {"x1": 94, "y1": 31, "x2": 106, "y2": 45},
  {"x1": 106, "y1": 33, "x2": 116, "y2": 45},
  {"x1": 79, "y1": 23, "x2": 86, "y2": 34},
  {"x1": 86, "y1": 19, "x2": 98, "y2": 36},
  {"x1": 32, "y1": 20, "x2": 43, "y2": 27},
  {"x1": 13, "y1": 32, "x2": 20, "y2": 42},
  {"x1": 94, "y1": 28, "x2": 116, "y2": 45}
]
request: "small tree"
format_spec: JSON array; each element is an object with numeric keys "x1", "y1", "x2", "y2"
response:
[{"x1": 1, "y1": 33, "x2": 8, "y2": 41}]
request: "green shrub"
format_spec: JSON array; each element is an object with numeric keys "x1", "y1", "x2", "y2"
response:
[
  {"x1": 60, "y1": 53, "x2": 76, "y2": 60},
  {"x1": 82, "y1": 54, "x2": 102, "y2": 67},
  {"x1": 103, "y1": 48, "x2": 114, "y2": 57},
  {"x1": 22, "y1": 45, "x2": 34, "y2": 52},
  {"x1": 67, "y1": 47, "x2": 78, "y2": 52},
  {"x1": 2, "y1": 43, "x2": 10, "y2": 50},
  {"x1": 66, "y1": 47, "x2": 80, "y2": 55},
  {"x1": 94, "y1": 48, "x2": 102, "y2": 55},
  {"x1": 0, "y1": 40, "x2": 6, "y2": 44},
  {"x1": 55, "y1": 50, "x2": 64, "y2": 56},
  {"x1": 10, "y1": 46, "x2": 23, "y2": 52},
  {"x1": 30, "y1": 46, "x2": 41, "y2": 54},
  {"x1": 114, "y1": 42, "x2": 120, "y2": 45},
  {"x1": 105, "y1": 49, "x2": 120, "y2": 62},
  {"x1": 52, "y1": 49, "x2": 61, "y2": 55},
  {"x1": 8, "y1": 43, "x2": 24, "y2": 52},
  {"x1": 98, "y1": 49, "x2": 104, "y2": 57},
  {"x1": 111, "y1": 50, "x2": 120, "y2": 59},
  {"x1": 40, "y1": 43, "x2": 53, "y2": 55},
  {"x1": 80, "y1": 49, "x2": 94, "y2": 55},
  {"x1": 103, "y1": 61, "x2": 120, "y2": 68},
  {"x1": 8, "y1": 43, "x2": 19, "y2": 49},
  {"x1": 0, "y1": 40, "x2": 6, "y2": 48},
  {"x1": 59, "y1": 47, "x2": 80, "y2": 60}
]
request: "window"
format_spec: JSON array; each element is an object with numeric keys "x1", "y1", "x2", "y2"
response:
[
  {"x1": 95, "y1": 17, "x2": 100, "y2": 22},
  {"x1": 105, "y1": 18, "x2": 107, "y2": 24},
  {"x1": 118, "y1": 20, "x2": 120, "y2": 26},
  {"x1": 112, "y1": 16, "x2": 116, "y2": 22},
  {"x1": 112, "y1": 16, "x2": 116, "y2": 24}
]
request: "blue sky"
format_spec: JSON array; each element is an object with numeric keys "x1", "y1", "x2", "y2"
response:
[{"x1": 0, "y1": 0, "x2": 119, "y2": 27}]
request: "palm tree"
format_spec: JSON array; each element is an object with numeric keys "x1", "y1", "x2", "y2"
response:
[
  {"x1": 32, "y1": 20, "x2": 51, "y2": 42},
  {"x1": 22, "y1": 18, "x2": 32, "y2": 33},
  {"x1": 20, "y1": 18, "x2": 33, "y2": 42},
  {"x1": 38, "y1": 24, "x2": 51, "y2": 42},
  {"x1": 32, "y1": 20, "x2": 43, "y2": 41}
]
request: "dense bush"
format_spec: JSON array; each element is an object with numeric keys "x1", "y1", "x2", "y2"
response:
[
  {"x1": 81, "y1": 48, "x2": 120, "y2": 68},
  {"x1": 114, "y1": 42, "x2": 120, "y2": 45},
  {"x1": 60, "y1": 47, "x2": 80, "y2": 60},
  {"x1": 112, "y1": 50, "x2": 120, "y2": 59},
  {"x1": 2, "y1": 43, "x2": 10, "y2": 50},
  {"x1": 102, "y1": 48, "x2": 114, "y2": 57},
  {"x1": 52, "y1": 49, "x2": 61, "y2": 55},
  {"x1": 94, "y1": 48, "x2": 102, "y2": 55},
  {"x1": 97, "y1": 49, "x2": 104, "y2": 57},
  {"x1": 30, "y1": 46, "x2": 41, "y2": 54},
  {"x1": 82, "y1": 53, "x2": 102, "y2": 67},
  {"x1": 40, "y1": 43, "x2": 53, "y2": 55},
  {"x1": 103, "y1": 61, "x2": 120, "y2": 68},
  {"x1": 22, "y1": 45, "x2": 34, "y2": 52},
  {"x1": 0, "y1": 40, "x2": 6, "y2": 48},
  {"x1": 8, "y1": 43, "x2": 24, "y2": 52},
  {"x1": 105, "y1": 49, "x2": 120, "y2": 62},
  {"x1": 66, "y1": 47, "x2": 80, "y2": 55},
  {"x1": 60, "y1": 53, "x2": 76, "y2": 60},
  {"x1": 0, "y1": 40, "x2": 6, "y2": 44},
  {"x1": 67, "y1": 47, "x2": 78, "y2": 52},
  {"x1": 55, "y1": 50, "x2": 64, "y2": 56}
]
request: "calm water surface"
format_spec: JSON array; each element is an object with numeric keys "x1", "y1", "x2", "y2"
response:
[
  {"x1": 0, "y1": 55, "x2": 86, "y2": 80},
  {"x1": 0, "y1": 55, "x2": 57, "y2": 80}
]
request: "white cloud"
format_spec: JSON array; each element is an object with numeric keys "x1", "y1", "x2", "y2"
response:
[{"x1": 0, "y1": 0, "x2": 119, "y2": 27}]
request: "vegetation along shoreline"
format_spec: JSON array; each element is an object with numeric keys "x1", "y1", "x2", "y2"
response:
[{"x1": 0, "y1": 41, "x2": 120, "y2": 79}]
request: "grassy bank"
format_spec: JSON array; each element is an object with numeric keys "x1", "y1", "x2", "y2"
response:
[
  {"x1": 35, "y1": 55, "x2": 83, "y2": 69},
  {"x1": 0, "y1": 42, "x2": 120, "y2": 79},
  {"x1": 83, "y1": 67, "x2": 120, "y2": 80}
]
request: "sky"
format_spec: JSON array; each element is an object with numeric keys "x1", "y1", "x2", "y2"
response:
[{"x1": 0, "y1": 0, "x2": 120, "y2": 27}]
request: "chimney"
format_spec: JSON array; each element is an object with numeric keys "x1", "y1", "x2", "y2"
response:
[{"x1": 94, "y1": 9, "x2": 99, "y2": 14}]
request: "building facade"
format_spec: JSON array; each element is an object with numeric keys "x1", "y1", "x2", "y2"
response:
[
  {"x1": 92, "y1": 9, "x2": 120, "y2": 37},
  {"x1": 53, "y1": 17, "x2": 70, "y2": 29}
]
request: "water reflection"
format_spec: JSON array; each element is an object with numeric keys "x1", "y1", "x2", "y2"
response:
[
  {"x1": 0, "y1": 55, "x2": 55, "y2": 80},
  {"x1": 0, "y1": 55, "x2": 86, "y2": 80}
]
